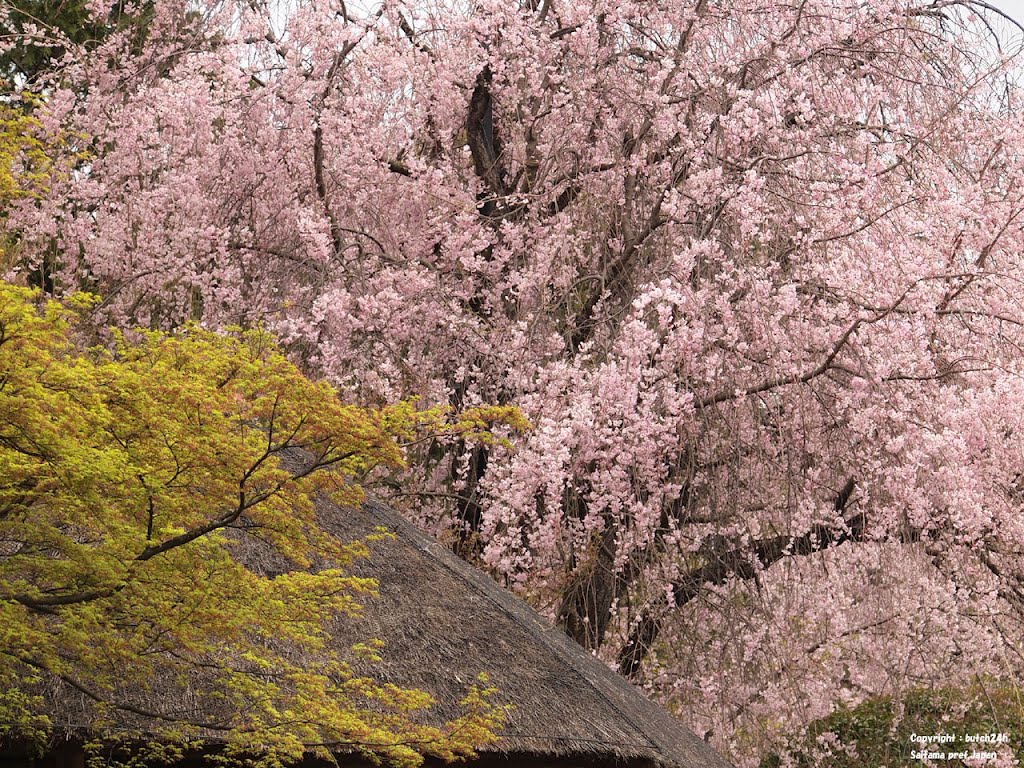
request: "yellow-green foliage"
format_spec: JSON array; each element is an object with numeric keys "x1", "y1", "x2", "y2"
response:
[
  {"x1": 0, "y1": 282, "x2": 507, "y2": 767},
  {"x1": 0, "y1": 96, "x2": 53, "y2": 205},
  {"x1": 379, "y1": 398, "x2": 531, "y2": 449}
]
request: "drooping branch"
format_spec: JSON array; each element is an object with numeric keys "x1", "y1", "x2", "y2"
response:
[
  {"x1": 698, "y1": 284, "x2": 917, "y2": 409},
  {"x1": 313, "y1": 121, "x2": 345, "y2": 259},
  {"x1": 555, "y1": 478, "x2": 622, "y2": 650},
  {"x1": 311, "y1": 8, "x2": 385, "y2": 260},
  {"x1": 617, "y1": 478, "x2": 861, "y2": 679},
  {"x1": 558, "y1": 452, "x2": 698, "y2": 651},
  {"x1": 558, "y1": 522, "x2": 619, "y2": 650}
]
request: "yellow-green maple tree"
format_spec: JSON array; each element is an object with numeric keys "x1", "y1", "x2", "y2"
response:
[{"x1": 0, "y1": 282, "x2": 511, "y2": 767}]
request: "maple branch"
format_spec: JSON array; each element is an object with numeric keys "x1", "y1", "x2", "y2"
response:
[{"x1": 10, "y1": 448, "x2": 355, "y2": 610}]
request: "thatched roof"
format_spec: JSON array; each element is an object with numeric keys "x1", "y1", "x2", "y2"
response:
[
  {"x1": 313, "y1": 495, "x2": 733, "y2": 768},
  {"x1": 24, "y1": 455, "x2": 732, "y2": 768}
]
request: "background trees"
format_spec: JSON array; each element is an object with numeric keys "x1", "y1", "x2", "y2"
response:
[
  {"x1": 9, "y1": 0, "x2": 1024, "y2": 763},
  {"x1": 0, "y1": 0, "x2": 154, "y2": 86}
]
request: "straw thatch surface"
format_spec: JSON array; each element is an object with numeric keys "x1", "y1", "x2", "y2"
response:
[{"x1": 313, "y1": 494, "x2": 732, "y2": 768}]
